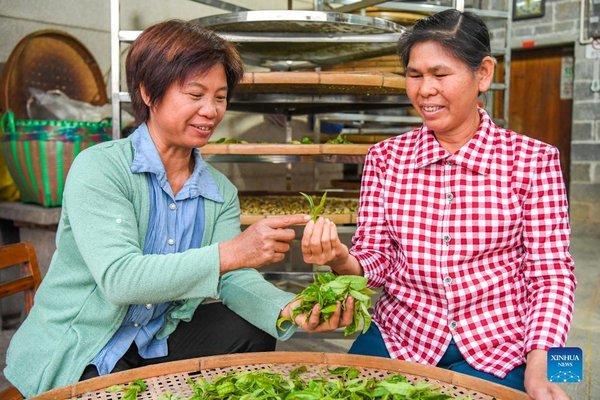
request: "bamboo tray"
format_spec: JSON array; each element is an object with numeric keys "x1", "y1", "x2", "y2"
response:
[
  {"x1": 32, "y1": 352, "x2": 531, "y2": 400},
  {"x1": 238, "y1": 71, "x2": 405, "y2": 95},
  {"x1": 240, "y1": 213, "x2": 355, "y2": 225},
  {"x1": 239, "y1": 192, "x2": 358, "y2": 225},
  {"x1": 201, "y1": 143, "x2": 371, "y2": 156}
]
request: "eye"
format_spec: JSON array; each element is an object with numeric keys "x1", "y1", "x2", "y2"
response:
[
  {"x1": 216, "y1": 95, "x2": 227, "y2": 102},
  {"x1": 188, "y1": 93, "x2": 204, "y2": 99}
]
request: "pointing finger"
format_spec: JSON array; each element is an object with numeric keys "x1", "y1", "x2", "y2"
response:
[{"x1": 264, "y1": 214, "x2": 311, "y2": 228}]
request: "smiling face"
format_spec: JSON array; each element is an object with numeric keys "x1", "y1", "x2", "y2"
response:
[
  {"x1": 405, "y1": 40, "x2": 493, "y2": 140},
  {"x1": 143, "y1": 64, "x2": 228, "y2": 150}
]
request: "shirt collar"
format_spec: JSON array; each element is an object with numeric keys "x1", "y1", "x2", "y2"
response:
[
  {"x1": 412, "y1": 108, "x2": 495, "y2": 175},
  {"x1": 130, "y1": 123, "x2": 223, "y2": 202}
]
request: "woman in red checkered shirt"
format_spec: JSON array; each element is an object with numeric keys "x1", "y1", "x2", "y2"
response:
[{"x1": 302, "y1": 9, "x2": 575, "y2": 400}]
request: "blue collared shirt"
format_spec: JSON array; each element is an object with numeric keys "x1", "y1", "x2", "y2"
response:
[{"x1": 90, "y1": 123, "x2": 223, "y2": 375}]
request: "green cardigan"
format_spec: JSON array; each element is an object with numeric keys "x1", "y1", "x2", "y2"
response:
[{"x1": 4, "y1": 137, "x2": 296, "y2": 397}]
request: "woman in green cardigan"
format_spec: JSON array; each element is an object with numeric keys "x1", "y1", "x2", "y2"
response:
[{"x1": 4, "y1": 20, "x2": 354, "y2": 398}]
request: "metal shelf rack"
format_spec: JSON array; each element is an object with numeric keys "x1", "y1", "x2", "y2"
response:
[
  {"x1": 109, "y1": 1, "x2": 407, "y2": 139},
  {"x1": 317, "y1": 0, "x2": 513, "y2": 129}
]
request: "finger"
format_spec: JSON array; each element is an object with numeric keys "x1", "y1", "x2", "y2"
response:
[
  {"x1": 301, "y1": 220, "x2": 315, "y2": 254},
  {"x1": 321, "y1": 218, "x2": 333, "y2": 255},
  {"x1": 307, "y1": 303, "x2": 322, "y2": 329},
  {"x1": 294, "y1": 304, "x2": 319, "y2": 329},
  {"x1": 325, "y1": 301, "x2": 342, "y2": 329},
  {"x1": 271, "y1": 252, "x2": 285, "y2": 264},
  {"x1": 282, "y1": 299, "x2": 302, "y2": 319},
  {"x1": 550, "y1": 384, "x2": 570, "y2": 400},
  {"x1": 273, "y1": 242, "x2": 290, "y2": 254},
  {"x1": 308, "y1": 217, "x2": 327, "y2": 251},
  {"x1": 264, "y1": 214, "x2": 311, "y2": 228},
  {"x1": 330, "y1": 220, "x2": 340, "y2": 247},
  {"x1": 340, "y1": 297, "x2": 355, "y2": 326},
  {"x1": 271, "y1": 227, "x2": 296, "y2": 242}
]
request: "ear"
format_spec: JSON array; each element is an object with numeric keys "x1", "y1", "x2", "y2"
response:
[
  {"x1": 140, "y1": 84, "x2": 151, "y2": 107},
  {"x1": 477, "y1": 56, "x2": 496, "y2": 93}
]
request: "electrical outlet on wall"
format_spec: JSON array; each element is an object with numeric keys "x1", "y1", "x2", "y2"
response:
[{"x1": 585, "y1": 42, "x2": 600, "y2": 59}]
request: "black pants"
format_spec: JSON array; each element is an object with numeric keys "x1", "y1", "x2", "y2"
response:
[{"x1": 80, "y1": 302, "x2": 275, "y2": 380}]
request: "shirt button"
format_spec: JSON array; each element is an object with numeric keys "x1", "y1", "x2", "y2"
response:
[
  {"x1": 444, "y1": 276, "x2": 452, "y2": 285},
  {"x1": 133, "y1": 323, "x2": 140, "y2": 328},
  {"x1": 449, "y1": 320, "x2": 458, "y2": 330},
  {"x1": 446, "y1": 193, "x2": 454, "y2": 202},
  {"x1": 443, "y1": 235, "x2": 451, "y2": 244},
  {"x1": 169, "y1": 203, "x2": 176, "y2": 210},
  {"x1": 145, "y1": 304, "x2": 152, "y2": 309},
  {"x1": 167, "y1": 238, "x2": 175, "y2": 246}
]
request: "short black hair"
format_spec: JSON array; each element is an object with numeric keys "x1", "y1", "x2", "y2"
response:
[
  {"x1": 398, "y1": 9, "x2": 491, "y2": 72},
  {"x1": 126, "y1": 20, "x2": 244, "y2": 123}
]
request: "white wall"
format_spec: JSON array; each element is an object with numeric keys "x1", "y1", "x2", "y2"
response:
[
  {"x1": 0, "y1": 0, "x2": 342, "y2": 191},
  {"x1": 0, "y1": 0, "x2": 301, "y2": 96}
]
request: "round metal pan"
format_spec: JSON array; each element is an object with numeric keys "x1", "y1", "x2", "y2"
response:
[
  {"x1": 192, "y1": 10, "x2": 403, "y2": 34},
  {"x1": 191, "y1": 10, "x2": 406, "y2": 69}
]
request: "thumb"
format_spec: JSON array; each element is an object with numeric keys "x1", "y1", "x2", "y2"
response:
[{"x1": 264, "y1": 214, "x2": 310, "y2": 228}]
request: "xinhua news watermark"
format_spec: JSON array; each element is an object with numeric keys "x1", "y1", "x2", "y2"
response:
[{"x1": 547, "y1": 347, "x2": 583, "y2": 383}]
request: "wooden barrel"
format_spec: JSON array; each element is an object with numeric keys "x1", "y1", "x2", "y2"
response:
[{"x1": 32, "y1": 352, "x2": 532, "y2": 400}]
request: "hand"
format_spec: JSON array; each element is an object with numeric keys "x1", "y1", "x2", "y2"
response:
[
  {"x1": 301, "y1": 217, "x2": 350, "y2": 268},
  {"x1": 219, "y1": 214, "x2": 310, "y2": 273},
  {"x1": 280, "y1": 296, "x2": 355, "y2": 333},
  {"x1": 525, "y1": 350, "x2": 571, "y2": 400}
]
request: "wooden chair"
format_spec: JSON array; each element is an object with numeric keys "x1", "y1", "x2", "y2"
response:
[
  {"x1": 0, "y1": 242, "x2": 42, "y2": 314},
  {"x1": 0, "y1": 241, "x2": 42, "y2": 400}
]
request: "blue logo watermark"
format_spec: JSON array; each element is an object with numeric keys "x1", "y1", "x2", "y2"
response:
[{"x1": 547, "y1": 347, "x2": 583, "y2": 383}]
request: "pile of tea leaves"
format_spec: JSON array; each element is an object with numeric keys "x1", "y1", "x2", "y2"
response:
[
  {"x1": 277, "y1": 272, "x2": 375, "y2": 336},
  {"x1": 147, "y1": 366, "x2": 470, "y2": 399}
]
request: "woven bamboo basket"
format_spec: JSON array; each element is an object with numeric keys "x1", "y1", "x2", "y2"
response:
[
  {"x1": 0, "y1": 30, "x2": 107, "y2": 119},
  {"x1": 32, "y1": 352, "x2": 532, "y2": 400}
]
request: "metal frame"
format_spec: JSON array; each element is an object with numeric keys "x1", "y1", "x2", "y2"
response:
[
  {"x1": 319, "y1": 0, "x2": 513, "y2": 127},
  {"x1": 109, "y1": 3, "x2": 406, "y2": 138},
  {"x1": 111, "y1": 1, "x2": 512, "y2": 137},
  {"x1": 110, "y1": 0, "x2": 121, "y2": 140}
]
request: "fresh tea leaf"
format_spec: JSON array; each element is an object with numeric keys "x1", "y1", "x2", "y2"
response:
[
  {"x1": 278, "y1": 273, "x2": 374, "y2": 336},
  {"x1": 300, "y1": 191, "x2": 329, "y2": 222}
]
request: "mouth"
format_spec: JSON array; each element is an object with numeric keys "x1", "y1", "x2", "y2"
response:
[
  {"x1": 191, "y1": 124, "x2": 213, "y2": 132},
  {"x1": 421, "y1": 105, "x2": 444, "y2": 113}
]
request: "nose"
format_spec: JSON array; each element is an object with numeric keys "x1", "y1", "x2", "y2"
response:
[
  {"x1": 197, "y1": 98, "x2": 218, "y2": 119},
  {"x1": 418, "y1": 76, "x2": 439, "y2": 97}
]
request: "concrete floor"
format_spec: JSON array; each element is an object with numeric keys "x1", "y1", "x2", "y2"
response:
[{"x1": 1, "y1": 232, "x2": 598, "y2": 399}]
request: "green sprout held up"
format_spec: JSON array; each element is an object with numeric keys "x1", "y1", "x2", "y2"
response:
[{"x1": 300, "y1": 191, "x2": 328, "y2": 222}]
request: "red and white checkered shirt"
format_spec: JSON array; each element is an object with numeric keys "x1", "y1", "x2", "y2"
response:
[{"x1": 349, "y1": 108, "x2": 576, "y2": 378}]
